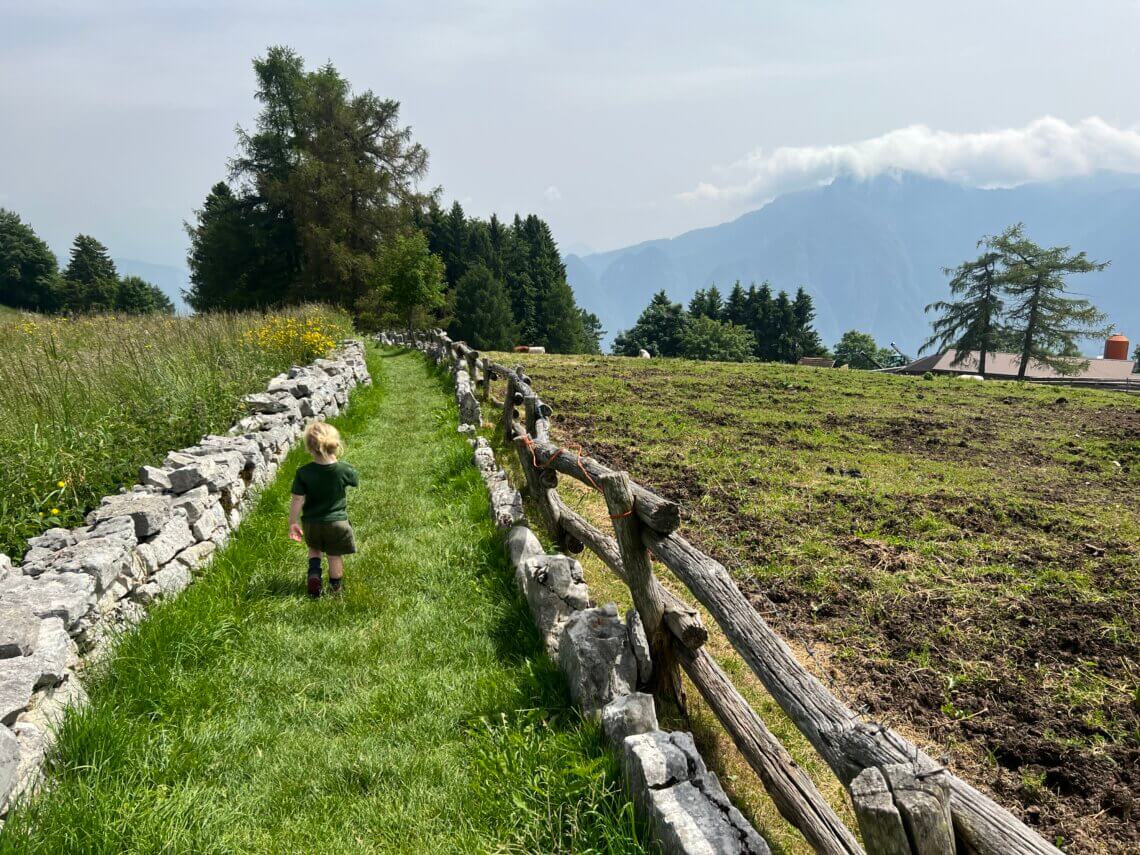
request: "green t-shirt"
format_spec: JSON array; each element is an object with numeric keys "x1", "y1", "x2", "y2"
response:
[{"x1": 291, "y1": 461, "x2": 359, "y2": 522}]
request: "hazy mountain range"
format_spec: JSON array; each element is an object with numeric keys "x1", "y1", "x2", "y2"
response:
[{"x1": 565, "y1": 171, "x2": 1140, "y2": 356}]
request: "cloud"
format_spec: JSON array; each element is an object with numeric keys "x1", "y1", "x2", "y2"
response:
[
  {"x1": 543, "y1": 185, "x2": 562, "y2": 202},
  {"x1": 679, "y1": 116, "x2": 1140, "y2": 204}
]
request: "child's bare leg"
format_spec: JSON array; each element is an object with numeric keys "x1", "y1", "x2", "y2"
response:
[{"x1": 328, "y1": 555, "x2": 344, "y2": 581}]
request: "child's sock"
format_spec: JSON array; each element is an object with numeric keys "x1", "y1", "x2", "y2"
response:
[
  {"x1": 307, "y1": 557, "x2": 322, "y2": 598},
  {"x1": 329, "y1": 576, "x2": 343, "y2": 594}
]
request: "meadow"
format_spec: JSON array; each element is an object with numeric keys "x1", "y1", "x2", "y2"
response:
[
  {"x1": 0, "y1": 307, "x2": 353, "y2": 556},
  {"x1": 493, "y1": 352, "x2": 1139, "y2": 855}
]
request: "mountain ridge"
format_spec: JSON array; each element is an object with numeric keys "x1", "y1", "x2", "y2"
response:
[{"x1": 566, "y1": 171, "x2": 1140, "y2": 355}]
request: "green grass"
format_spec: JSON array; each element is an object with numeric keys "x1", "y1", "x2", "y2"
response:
[
  {"x1": 0, "y1": 348, "x2": 644, "y2": 854},
  {"x1": 0, "y1": 307, "x2": 352, "y2": 555},
  {"x1": 491, "y1": 352, "x2": 1139, "y2": 855}
]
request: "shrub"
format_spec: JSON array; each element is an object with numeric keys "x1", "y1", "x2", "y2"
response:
[{"x1": 0, "y1": 305, "x2": 353, "y2": 554}]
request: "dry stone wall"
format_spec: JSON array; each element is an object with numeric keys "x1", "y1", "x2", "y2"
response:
[
  {"x1": 0, "y1": 341, "x2": 371, "y2": 821},
  {"x1": 383, "y1": 331, "x2": 769, "y2": 855}
]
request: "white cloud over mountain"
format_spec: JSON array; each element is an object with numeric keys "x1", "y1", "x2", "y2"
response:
[{"x1": 680, "y1": 117, "x2": 1140, "y2": 204}]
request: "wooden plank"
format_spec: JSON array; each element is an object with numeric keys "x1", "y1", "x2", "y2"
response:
[
  {"x1": 601, "y1": 471, "x2": 682, "y2": 702},
  {"x1": 527, "y1": 436, "x2": 680, "y2": 534},
  {"x1": 643, "y1": 529, "x2": 1061, "y2": 855},
  {"x1": 679, "y1": 646, "x2": 865, "y2": 855}
]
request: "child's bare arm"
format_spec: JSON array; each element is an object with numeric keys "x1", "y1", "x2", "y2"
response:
[{"x1": 289, "y1": 494, "x2": 305, "y2": 541}]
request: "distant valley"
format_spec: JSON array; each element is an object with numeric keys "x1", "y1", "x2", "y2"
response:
[{"x1": 566, "y1": 172, "x2": 1140, "y2": 355}]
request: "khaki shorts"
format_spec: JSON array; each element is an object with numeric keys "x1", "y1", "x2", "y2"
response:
[{"x1": 301, "y1": 520, "x2": 357, "y2": 556}]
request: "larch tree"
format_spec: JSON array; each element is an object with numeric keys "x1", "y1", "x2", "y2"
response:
[
  {"x1": 992, "y1": 225, "x2": 1109, "y2": 379},
  {"x1": 922, "y1": 242, "x2": 1005, "y2": 376}
]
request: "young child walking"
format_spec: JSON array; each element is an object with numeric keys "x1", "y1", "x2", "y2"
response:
[{"x1": 289, "y1": 421, "x2": 359, "y2": 598}]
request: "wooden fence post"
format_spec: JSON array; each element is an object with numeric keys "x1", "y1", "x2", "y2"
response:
[
  {"x1": 851, "y1": 765, "x2": 955, "y2": 855},
  {"x1": 501, "y1": 375, "x2": 517, "y2": 444},
  {"x1": 481, "y1": 358, "x2": 492, "y2": 401},
  {"x1": 600, "y1": 471, "x2": 683, "y2": 704}
]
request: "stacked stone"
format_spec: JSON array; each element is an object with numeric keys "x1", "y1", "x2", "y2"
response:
[
  {"x1": 0, "y1": 340, "x2": 370, "y2": 819},
  {"x1": 395, "y1": 330, "x2": 768, "y2": 855}
]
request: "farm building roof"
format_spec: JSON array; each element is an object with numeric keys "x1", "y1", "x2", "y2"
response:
[{"x1": 902, "y1": 349, "x2": 1137, "y2": 380}]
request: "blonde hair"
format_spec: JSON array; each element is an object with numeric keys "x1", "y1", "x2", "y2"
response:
[{"x1": 304, "y1": 421, "x2": 342, "y2": 458}]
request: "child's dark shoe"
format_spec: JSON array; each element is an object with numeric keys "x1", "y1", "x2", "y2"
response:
[
  {"x1": 307, "y1": 573, "x2": 323, "y2": 598},
  {"x1": 328, "y1": 577, "x2": 343, "y2": 596}
]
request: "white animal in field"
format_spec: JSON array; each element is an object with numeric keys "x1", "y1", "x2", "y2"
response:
[{"x1": 638, "y1": 349, "x2": 651, "y2": 359}]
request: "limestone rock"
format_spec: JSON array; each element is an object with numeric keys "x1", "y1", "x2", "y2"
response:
[
  {"x1": 558, "y1": 604, "x2": 638, "y2": 715},
  {"x1": 138, "y1": 465, "x2": 173, "y2": 491},
  {"x1": 31, "y1": 617, "x2": 75, "y2": 687},
  {"x1": 506, "y1": 526, "x2": 545, "y2": 571},
  {"x1": 0, "y1": 607, "x2": 38, "y2": 659},
  {"x1": 72, "y1": 514, "x2": 137, "y2": 546},
  {"x1": 165, "y1": 458, "x2": 218, "y2": 494},
  {"x1": 0, "y1": 657, "x2": 39, "y2": 725},
  {"x1": 1, "y1": 573, "x2": 96, "y2": 629},
  {"x1": 243, "y1": 392, "x2": 300, "y2": 416},
  {"x1": 627, "y1": 608, "x2": 653, "y2": 687},
  {"x1": 25, "y1": 528, "x2": 75, "y2": 553},
  {"x1": 88, "y1": 492, "x2": 172, "y2": 538},
  {"x1": 153, "y1": 564, "x2": 191, "y2": 597},
  {"x1": 144, "y1": 516, "x2": 195, "y2": 567},
  {"x1": 9, "y1": 720, "x2": 46, "y2": 806},
  {"x1": 190, "y1": 503, "x2": 226, "y2": 542},
  {"x1": 174, "y1": 541, "x2": 215, "y2": 570},
  {"x1": 171, "y1": 486, "x2": 210, "y2": 523},
  {"x1": 38, "y1": 537, "x2": 135, "y2": 593},
  {"x1": 623, "y1": 731, "x2": 768, "y2": 855},
  {"x1": 0, "y1": 726, "x2": 19, "y2": 812},
  {"x1": 519, "y1": 555, "x2": 590, "y2": 655},
  {"x1": 602, "y1": 693, "x2": 658, "y2": 751}
]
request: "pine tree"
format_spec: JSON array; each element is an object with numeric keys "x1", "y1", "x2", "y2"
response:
[
  {"x1": 612, "y1": 291, "x2": 687, "y2": 357},
  {"x1": 63, "y1": 235, "x2": 118, "y2": 311},
  {"x1": 185, "y1": 182, "x2": 291, "y2": 310},
  {"x1": 116, "y1": 276, "x2": 175, "y2": 315},
  {"x1": 749, "y1": 282, "x2": 775, "y2": 360},
  {"x1": 993, "y1": 225, "x2": 1109, "y2": 378},
  {"x1": 922, "y1": 243, "x2": 1005, "y2": 376},
  {"x1": 769, "y1": 290, "x2": 796, "y2": 362},
  {"x1": 451, "y1": 264, "x2": 517, "y2": 350},
  {"x1": 725, "y1": 281, "x2": 748, "y2": 326},
  {"x1": 791, "y1": 287, "x2": 827, "y2": 358},
  {"x1": 0, "y1": 209, "x2": 60, "y2": 312}
]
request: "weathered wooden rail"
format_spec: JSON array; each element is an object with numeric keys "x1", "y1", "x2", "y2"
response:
[{"x1": 390, "y1": 329, "x2": 1062, "y2": 855}]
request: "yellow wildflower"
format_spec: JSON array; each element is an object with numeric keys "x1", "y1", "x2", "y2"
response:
[
  {"x1": 51, "y1": 508, "x2": 60, "y2": 515},
  {"x1": 57, "y1": 480, "x2": 67, "y2": 488}
]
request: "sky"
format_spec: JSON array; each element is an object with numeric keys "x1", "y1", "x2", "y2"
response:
[{"x1": 3, "y1": 0, "x2": 1140, "y2": 269}]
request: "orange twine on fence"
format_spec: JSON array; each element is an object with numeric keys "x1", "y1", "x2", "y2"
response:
[{"x1": 519, "y1": 429, "x2": 635, "y2": 518}]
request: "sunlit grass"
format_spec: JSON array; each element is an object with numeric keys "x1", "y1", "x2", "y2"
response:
[{"x1": 0, "y1": 348, "x2": 645, "y2": 854}]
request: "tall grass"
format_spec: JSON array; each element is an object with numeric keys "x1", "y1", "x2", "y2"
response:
[{"x1": 0, "y1": 306, "x2": 354, "y2": 555}]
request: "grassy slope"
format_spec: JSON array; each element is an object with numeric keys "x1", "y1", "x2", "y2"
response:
[
  {"x1": 0, "y1": 348, "x2": 643, "y2": 854},
  {"x1": 493, "y1": 352, "x2": 1139, "y2": 855}
]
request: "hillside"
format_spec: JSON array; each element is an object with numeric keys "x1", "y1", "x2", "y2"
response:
[
  {"x1": 500, "y1": 352, "x2": 1139, "y2": 855},
  {"x1": 567, "y1": 171, "x2": 1140, "y2": 353}
]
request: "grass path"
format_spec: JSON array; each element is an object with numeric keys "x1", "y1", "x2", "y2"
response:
[{"x1": 0, "y1": 348, "x2": 644, "y2": 854}]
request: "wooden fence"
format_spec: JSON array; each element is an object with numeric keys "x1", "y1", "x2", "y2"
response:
[{"x1": 393, "y1": 329, "x2": 1062, "y2": 855}]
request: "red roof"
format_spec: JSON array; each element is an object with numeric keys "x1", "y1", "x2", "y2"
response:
[{"x1": 903, "y1": 349, "x2": 1137, "y2": 381}]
